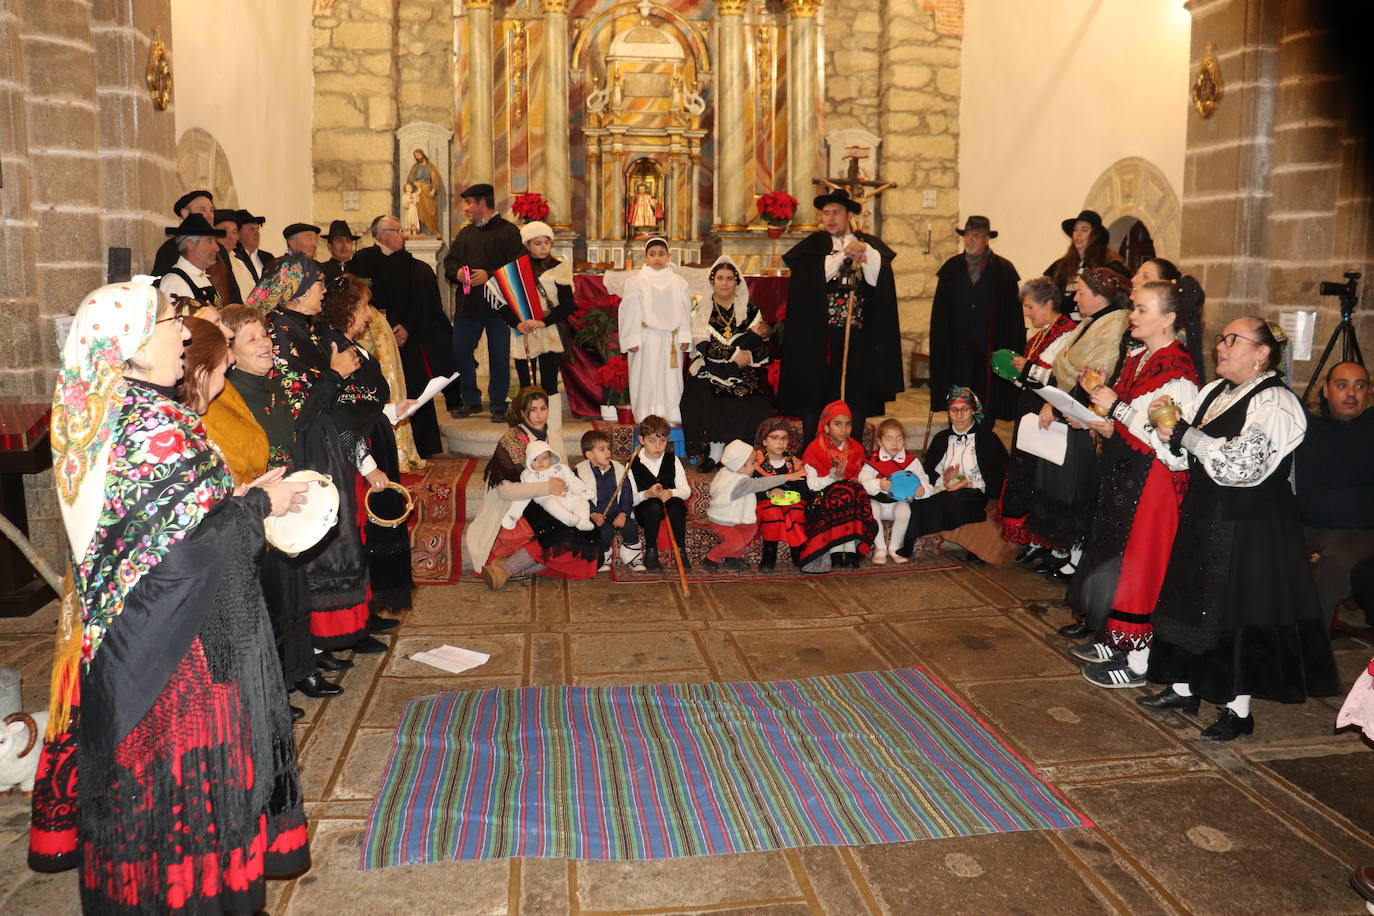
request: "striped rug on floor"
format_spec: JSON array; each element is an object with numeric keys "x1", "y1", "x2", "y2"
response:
[{"x1": 361, "y1": 668, "x2": 1087, "y2": 867}]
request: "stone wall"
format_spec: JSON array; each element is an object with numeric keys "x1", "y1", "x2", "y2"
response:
[
  {"x1": 312, "y1": 0, "x2": 454, "y2": 234},
  {"x1": 1182, "y1": 0, "x2": 1373, "y2": 390},
  {"x1": 1, "y1": 0, "x2": 177, "y2": 569},
  {"x1": 824, "y1": 0, "x2": 962, "y2": 361}
]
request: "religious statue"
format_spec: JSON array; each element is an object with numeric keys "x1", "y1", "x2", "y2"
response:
[
  {"x1": 401, "y1": 182, "x2": 421, "y2": 235},
  {"x1": 405, "y1": 148, "x2": 443, "y2": 236},
  {"x1": 626, "y1": 182, "x2": 663, "y2": 234}
]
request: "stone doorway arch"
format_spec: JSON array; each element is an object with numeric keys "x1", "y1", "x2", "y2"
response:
[
  {"x1": 1082, "y1": 156, "x2": 1180, "y2": 262},
  {"x1": 175, "y1": 128, "x2": 239, "y2": 209}
]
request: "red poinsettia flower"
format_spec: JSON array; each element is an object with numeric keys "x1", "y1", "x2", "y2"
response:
[
  {"x1": 143, "y1": 426, "x2": 187, "y2": 463},
  {"x1": 512, "y1": 192, "x2": 551, "y2": 222},
  {"x1": 595, "y1": 353, "x2": 630, "y2": 392},
  {"x1": 757, "y1": 191, "x2": 798, "y2": 225}
]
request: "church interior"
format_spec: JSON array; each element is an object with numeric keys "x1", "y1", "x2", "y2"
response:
[{"x1": 2, "y1": 0, "x2": 1374, "y2": 913}]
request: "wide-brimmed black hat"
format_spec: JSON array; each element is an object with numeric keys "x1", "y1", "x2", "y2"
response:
[
  {"x1": 282, "y1": 222, "x2": 321, "y2": 239},
  {"x1": 236, "y1": 209, "x2": 266, "y2": 225},
  {"x1": 213, "y1": 209, "x2": 243, "y2": 227},
  {"x1": 460, "y1": 183, "x2": 494, "y2": 200},
  {"x1": 956, "y1": 215, "x2": 998, "y2": 238},
  {"x1": 172, "y1": 189, "x2": 213, "y2": 215},
  {"x1": 324, "y1": 219, "x2": 360, "y2": 241},
  {"x1": 164, "y1": 213, "x2": 226, "y2": 237},
  {"x1": 1061, "y1": 209, "x2": 1107, "y2": 240},
  {"x1": 813, "y1": 188, "x2": 861, "y2": 214}
]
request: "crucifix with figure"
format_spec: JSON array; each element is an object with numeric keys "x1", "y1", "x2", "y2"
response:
[{"x1": 815, "y1": 146, "x2": 897, "y2": 233}]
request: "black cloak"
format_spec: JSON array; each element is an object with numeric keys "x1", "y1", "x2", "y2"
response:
[{"x1": 927, "y1": 250, "x2": 1024, "y2": 422}]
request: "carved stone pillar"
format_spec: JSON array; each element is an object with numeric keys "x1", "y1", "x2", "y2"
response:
[
  {"x1": 715, "y1": 0, "x2": 748, "y2": 230},
  {"x1": 586, "y1": 133, "x2": 603, "y2": 239},
  {"x1": 786, "y1": 0, "x2": 821, "y2": 226},
  {"x1": 465, "y1": 0, "x2": 496, "y2": 184},
  {"x1": 610, "y1": 128, "x2": 627, "y2": 250},
  {"x1": 539, "y1": 0, "x2": 571, "y2": 228}
]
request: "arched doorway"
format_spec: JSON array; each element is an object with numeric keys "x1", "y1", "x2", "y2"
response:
[
  {"x1": 1108, "y1": 215, "x2": 1157, "y2": 273},
  {"x1": 1082, "y1": 157, "x2": 1180, "y2": 263},
  {"x1": 175, "y1": 128, "x2": 239, "y2": 209}
]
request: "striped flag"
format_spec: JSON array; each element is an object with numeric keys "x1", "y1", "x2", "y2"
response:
[{"x1": 485, "y1": 255, "x2": 544, "y2": 336}]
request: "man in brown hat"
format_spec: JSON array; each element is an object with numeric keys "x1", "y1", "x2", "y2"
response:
[
  {"x1": 928, "y1": 215, "x2": 1023, "y2": 423},
  {"x1": 320, "y1": 219, "x2": 360, "y2": 283},
  {"x1": 776, "y1": 188, "x2": 903, "y2": 438}
]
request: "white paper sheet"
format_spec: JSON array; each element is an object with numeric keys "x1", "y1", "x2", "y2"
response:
[
  {"x1": 384, "y1": 371, "x2": 461, "y2": 424},
  {"x1": 1278, "y1": 309, "x2": 1317, "y2": 361},
  {"x1": 1034, "y1": 384, "x2": 1104, "y2": 428},
  {"x1": 1015, "y1": 414, "x2": 1068, "y2": 466},
  {"x1": 408, "y1": 644, "x2": 491, "y2": 674}
]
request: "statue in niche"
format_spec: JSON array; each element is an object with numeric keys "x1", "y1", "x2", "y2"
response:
[
  {"x1": 405, "y1": 148, "x2": 443, "y2": 236},
  {"x1": 401, "y1": 182, "x2": 421, "y2": 235},
  {"x1": 626, "y1": 181, "x2": 664, "y2": 235}
]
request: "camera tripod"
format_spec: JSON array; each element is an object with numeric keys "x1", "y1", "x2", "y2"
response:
[{"x1": 1300, "y1": 271, "x2": 1364, "y2": 403}]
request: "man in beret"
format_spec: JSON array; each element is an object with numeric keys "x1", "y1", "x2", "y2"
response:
[
  {"x1": 776, "y1": 188, "x2": 903, "y2": 438},
  {"x1": 156, "y1": 212, "x2": 226, "y2": 306},
  {"x1": 283, "y1": 222, "x2": 321, "y2": 260},
  {"x1": 440, "y1": 183, "x2": 524, "y2": 421},
  {"x1": 320, "y1": 219, "x2": 360, "y2": 283},
  {"x1": 213, "y1": 209, "x2": 246, "y2": 304},
  {"x1": 234, "y1": 209, "x2": 275, "y2": 284},
  {"x1": 928, "y1": 215, "x2": 1022, "y2": 423}
]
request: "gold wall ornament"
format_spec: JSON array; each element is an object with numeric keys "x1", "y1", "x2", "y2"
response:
[
  {"x1": 1191, "y1": 42, "x2": 1223, "y2": 118},
  {"x1": 785, "y1": 0, "x2": 822, "y2": 18},
  {"x1": 465, "y1": 0, "x2": 495, "y2": 9},
  {"x1": 510, "y1": 20, "x2": 527, "y2": 124},
  {"x1": 145, "y1": 27, "x2": 172, "y2": 111},
  {"x1": 539, "y1": 0, "x2": 570, "y2": 12},
  {"x1": 717, "y1": 0, "x2": 748, "y2": 15}
]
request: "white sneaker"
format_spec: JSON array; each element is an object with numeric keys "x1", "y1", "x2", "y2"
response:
[
  {"x1": 871, "y1": 551, "x2": 888, "y2": 565},
  {"x1": 889, "y1": 550, "x2": 909, "y2": 565}
]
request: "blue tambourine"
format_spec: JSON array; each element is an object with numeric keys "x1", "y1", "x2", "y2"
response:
[{"x1": 889, "y1": 470, "x2": 922, "y2": 501}]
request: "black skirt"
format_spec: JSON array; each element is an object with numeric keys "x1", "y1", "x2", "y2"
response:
[
  {"x1": 679, "y1": 378, "x2": 774, "y2": 457},
  {"x1": 902, "y1": 489, "x2": 988, "y2": 545},
  {"x1": 1026, "y1": 426, "x2": 1098, "y2": 550}
]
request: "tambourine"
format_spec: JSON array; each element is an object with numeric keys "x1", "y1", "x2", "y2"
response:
[
  {"x1": 889, "y1": 470, "x2": 922, "y2": 501},
  {"x1": 769, "y1": 488, "x2": 802, "y2": 507},
  {"x1": 365, "y1": 481, "x2": 414, "y2": 528},
  {"x1": 990, "y1": 349, "x2": 1020, "y2": 381},
  {"x1": 264, "y1": 470, "x2": 339, "y2": 557}
]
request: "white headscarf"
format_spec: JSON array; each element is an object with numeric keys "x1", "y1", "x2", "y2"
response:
[
  {"x1": 691, "y1": 255, "x2": 751, "y2": 346},
  {"x1": 635, "y1": 237, "x2": 689, "y2": 328}
]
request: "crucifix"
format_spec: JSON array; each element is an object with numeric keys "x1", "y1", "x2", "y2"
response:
[{"x1": 814, "y1": 146, "x2": 897, "y2": 233}]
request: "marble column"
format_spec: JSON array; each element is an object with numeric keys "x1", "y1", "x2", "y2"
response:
[
  {"x1": 539, "y1": 0, "x2": 571, "y2": 228},
  {"x1": 786, "y1": 0, "x2": 821, "y2": 226},
  {"x1": 465, "y1": 0, "x2": 495, "y2": 184},
  {"x1": 715, "y1": 0, "x2": 748, "y2": 230}
]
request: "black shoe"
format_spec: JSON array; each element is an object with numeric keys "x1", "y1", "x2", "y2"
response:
[
  {"x1": 789, "y1": 546, "x2": 802, "y2": 568},
  {"x1": 695, "y1": 457, "x2": 718, "y2": 473},
  {"x1": 1048, "y1": 561, "x2": 1077, "y2": 581},
  {"x1": 290, "y1": 704, "x2": 305, "y2": 722},
  {"x1": 1200, "y1": 707, "x2": 1254, "y2": 741},
  {"x1": 702, "y1": 557, "x2": 720, "y2": 570},
  {"x1": 294, "y1": 672, "x2": 344, "y2": 698},
  {"x1": 678, "y1": 554, "x2": 691, "y2": 571},
  {"x1": 1016, "y1": 545, "x2": 1049, "y2": 565},
  {"x1": 314, "y1": 651, "x2": 354, "y2": 672},
  {"x1": 643, "y1": 547, "x2": 661, "y2": 571},
  {"x1": 758, "y1": 542, "x2": 778, "y2": 571},
  {"x1": 722, "y1": 557, "x2": 747, "y2": 570},
  {"x1": 366, "y1": 612, "x2": 399, "y2": 633},
  {"x1": 450, "y1": 403, "x2": 480, "y2": 418},
  {"x1": 351, "y1": 634, "x2": 389, "y2": 654},
  {"x1": 1136, "y1": 687, "x2": 1201, "y2": 715},
  {"x1": 1057, "y1": 619, "x2": 1092, "y2": 639},
  {"x1": 490, "y1": 411, "x2": 508, "y2": 424}
]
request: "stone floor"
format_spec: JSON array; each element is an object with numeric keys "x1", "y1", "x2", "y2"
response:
[{"x1": 2, "y1": 560, "x2": 1373, "y2": 915}]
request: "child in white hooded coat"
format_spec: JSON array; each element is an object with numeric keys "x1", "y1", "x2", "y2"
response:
[{"x1": 502, "y1": 440, "x2": 595, "y2": 531}]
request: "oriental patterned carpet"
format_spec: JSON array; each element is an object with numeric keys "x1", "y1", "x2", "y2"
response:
[
  {"x1": 360, "y1": 668, "x2": 1087, "y2": 868},
  {"x1": 404, "y1": 457, "x2": 479, "y2": 584}
]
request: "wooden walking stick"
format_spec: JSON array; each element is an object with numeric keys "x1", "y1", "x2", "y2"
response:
[
  {"x1": 661, "y1": 503, "x2": 690, "y2": 598},
  {"x1": 600, "y1": 444, "x2": 642, "y2": 517},
  {"x1": 835, "y1": 261, "x2": 862, "y2": 404}
]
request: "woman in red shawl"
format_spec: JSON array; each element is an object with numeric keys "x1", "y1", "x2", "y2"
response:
[{"x1": 799, "y1": 401, "x2": 878, "y2": 572}]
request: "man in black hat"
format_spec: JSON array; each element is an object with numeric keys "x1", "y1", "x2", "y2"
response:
[
  {"x1": 320, "y1": 219, "x2": 360, "y2": 283},
  {"x1": 776, "y1": 188, "x2": 903, "y2": 438},
  {"x1": 441, "y1": 183, "x2": 524, "y2": 421},
  {"x1": 348, "y1": 215, "x2": 455, "y2": 458},
  {"x1": 1045, "y1": 209, "x2": 1127, "y2": 315},
  {"x1": 152, "y1": 189, "x2": 215, "y2": 275},
  {"x1": 212, "y1": 209, "x2": 246, "y2": 304},
  {"x1": 234, "y1": 209, "x2": 275, "y2": 284},
  {"x1": 283, "y1": 222, "x2": 322, "y2": 260},
  {"x1": 928, "y1": 215, "x2": 1022, "y2": 424},
  {"x1": 156, "y1": 213, "x2": 226, "y2": 306}
]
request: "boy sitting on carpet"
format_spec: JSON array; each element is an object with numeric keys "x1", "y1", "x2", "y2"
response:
[
  {"x1": 502, "y1": 441, "x2": 595, "y2": 532},
  {"x1": 705, "y1": 439, "x2": 806, "y2": 571},
  {"x1": 628, "y1": 414, "x2": 692, "y2": 572},
  {"x1": 576, "y1": 429, "x2": 645, "y2": 572}
]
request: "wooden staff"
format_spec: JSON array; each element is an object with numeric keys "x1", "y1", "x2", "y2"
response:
[
  {"x1": 661, "y1": 507, "x2": 690, "y2": 598},
  {"x1": 599, "y1": 444, "x2": 642, "y2": 517},
  {"x1": 0, "y1": 513, "x2": 61, "y2": 593},
  {"x1": 920, "y1": 406, "x2": 936, "y2": 455},
  {"x1": 836, "y1": 263, "x2": 861, "y2": 403}
]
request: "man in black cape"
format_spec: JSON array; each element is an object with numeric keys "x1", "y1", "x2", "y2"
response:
[
  {"x1": 777, "y1": 188, "x2": 904, "y2": 438},
  {"x1": 928, "y1": 215, "x2": 1023, "y2": 423},
  {"x1": 347, "y1": 214, "x2": 454, "y2": 458}
]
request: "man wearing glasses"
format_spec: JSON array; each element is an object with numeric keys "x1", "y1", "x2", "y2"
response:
[{"x1": 346, "y1": 215, "x2": 454, "y2": 457}]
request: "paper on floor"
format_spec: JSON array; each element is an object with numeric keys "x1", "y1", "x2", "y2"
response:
[{"x1": 409, "y1": 644, "x2": 491, "y2": 674}]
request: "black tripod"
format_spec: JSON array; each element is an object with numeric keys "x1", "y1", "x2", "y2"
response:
[{"x1": 1301, "y1": 271, "x2": 1363, "y2": 403}]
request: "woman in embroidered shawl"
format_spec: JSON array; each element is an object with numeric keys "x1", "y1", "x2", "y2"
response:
[
  {"x1": 29, "y1": 279, "x2": 310, "y2": 911},
  {"x1": 467, "y1": 386, "x2": 600, "y2": 589},
  {"x1": 680, "y1": 256, "x2": 774, "y2": 471},
  {"x1": 1065, "y1": 279, "x2": 1204, "y2": 689},
  {"x1": 317, "y1": 275, "x2": 416, "y2": 613},
  {"x1": 248, "y1": 255, "x2": 389, "y2": 656},
  {"x1": 798, "y1": 400, "x2": 878, "y2": 572}
]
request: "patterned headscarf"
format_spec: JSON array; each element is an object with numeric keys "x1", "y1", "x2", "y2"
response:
[
  {"x1": 1079, "y1": 267, "x2": 1131, "y2": 305},
  {"x1": 946, "y1": 385, "x2": 985, "y2": 426},
  {"x1": 246, "y1": 253, "x2": 322, "y2": 313},
  {"x1": 51, "y1": 278, "x2": 161, "y2": 564},
  {"x1": 801, "y1": 400, "x2": 865, "y2": 479},
  {"x1": 753, "y1": 415, "x2": 801, "y2": 455}
]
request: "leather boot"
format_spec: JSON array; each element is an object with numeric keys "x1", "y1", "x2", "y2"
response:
[
  {"x1": 643, "y1": 547, "x2": 661, "y2": 571},
  {"x1": 759, "y1": 542, "x2": 777, "y2": 571}
]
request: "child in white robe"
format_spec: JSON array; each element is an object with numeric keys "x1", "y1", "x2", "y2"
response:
[{"x1": 619, "y1": 237, "x2": 692, "y2": 423}]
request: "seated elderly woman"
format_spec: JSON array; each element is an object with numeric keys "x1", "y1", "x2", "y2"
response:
[
  {"x1": 30, "y1": 279, "x2": 310, "y2": 910},
  {"x1": 467, "y1": 385, "x2": 601, "y2": 589}
]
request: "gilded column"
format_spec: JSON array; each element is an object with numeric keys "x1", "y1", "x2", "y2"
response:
[
  {"x1": 465, "y1": 0, "x2": 496, "y2": 184},
  {"x1": 786, "y1": 0, "x2": 821, "y2": 226},
  {"x1": 540, "y1": 0, "x2": 572, "y2": 228},
  {"x1": 715, "y1": 0, "x2": 748, "y2": 230}
]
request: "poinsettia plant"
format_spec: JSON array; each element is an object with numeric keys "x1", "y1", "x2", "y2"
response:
[
  {"x1": 594, "y1": 354, "x2": 630, "y2": 406},
  {"x1": 756, "y1": 191, "x2": 798, "y2": 227},
  {"x1": 571, "y1": 299, "x2": 630, "y2": 406},
  {"x1": 512, "y1": 192, "x2": 550, "y2": 223}
]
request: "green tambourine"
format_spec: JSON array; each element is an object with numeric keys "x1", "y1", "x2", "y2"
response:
[{"x1": 990, "y1": 348, "x2": 1020, "y2": 381}]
